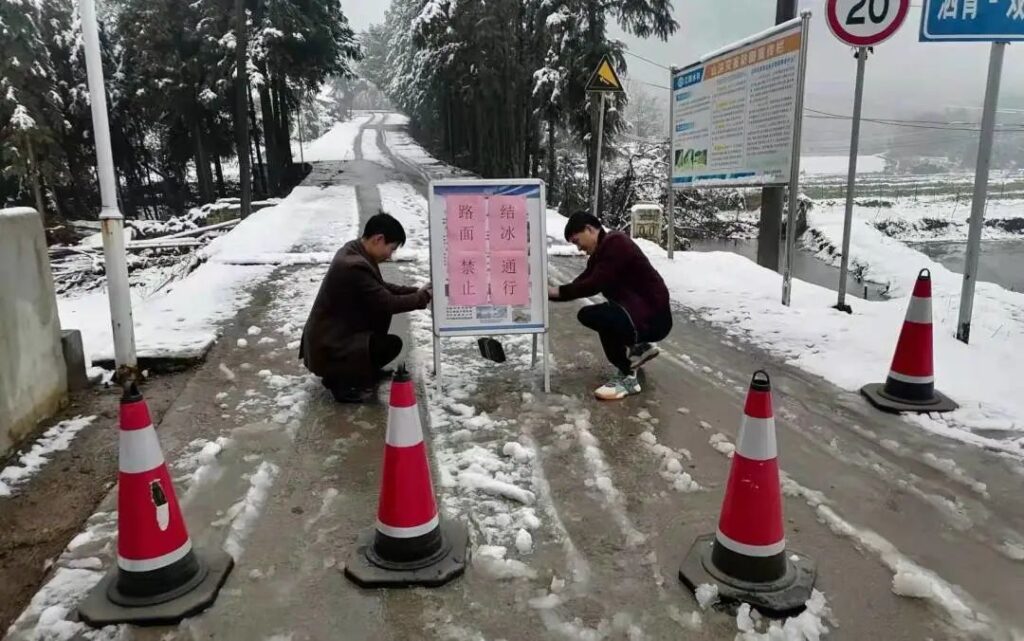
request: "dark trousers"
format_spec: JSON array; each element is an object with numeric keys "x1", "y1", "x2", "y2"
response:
[
  {"x1": 577, "y1": 303, "x2": 672, "y2": 375},
  {"x1": 323, "y1": 334, "x2": 403, "y2": 399}
]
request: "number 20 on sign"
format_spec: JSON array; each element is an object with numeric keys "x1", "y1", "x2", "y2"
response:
[{"x1": 827, "y1": 0, "x2": 911, "y2": 46}]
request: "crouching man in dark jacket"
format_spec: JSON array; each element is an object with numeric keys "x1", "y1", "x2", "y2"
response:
[
  {"x1": 548, "y1": 212, "x2": 672, "y2": 400},
  {"x1": 300, "y1": 212, "x2": 431, "y2": 403}
]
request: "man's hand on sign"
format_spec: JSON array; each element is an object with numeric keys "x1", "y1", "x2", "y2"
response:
[
  {"x1": 418, "y1": 283, "x2": 433, "y2": 307},
  {"x1": 548, "y1": 285, "x2": 560, "y2": 300}
]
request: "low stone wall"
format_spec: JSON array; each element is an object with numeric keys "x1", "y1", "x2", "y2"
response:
[{"x1": 0, "y1": 208, "x2": 68, "y2": 457}]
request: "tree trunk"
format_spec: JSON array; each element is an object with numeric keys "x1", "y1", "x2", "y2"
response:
[
  {"x1": 213, "y1": 152, "x2": 225, "y2": 195},
  {"x1": 26, "y1": 137, "x2": 48, "y2": 221},
  {"x1": 259, "y1": 83, "x2": 280, "y2": 194},
  {"x1": 193, "y1": 117, "x2": 214, "y2": 203},
  {"x1": 546, "y1": 117, "x2": 557, "y2": 199},
  {"x1": 274, "y1": 75, "x2": 292, "y2": 169},
  {"x1": 233, "y1": 0, "x2": 251, "y2": 219},
  {"x1": 247, "y1": 84, "x2": 267, "y2": 198}
]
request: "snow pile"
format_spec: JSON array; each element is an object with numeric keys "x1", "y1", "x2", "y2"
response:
[
  {"x1": 223, "y1": 460, "x2": 280, "y2": 560},
  {"x1": 734, "y1": 590, "x2": 832, "y2": 641},
  {"x1": 299, "y1": 113, "x2": 372, "y2": 162},
  {"x1": 472, "y1": 544, "x2": 537, "y2": 580},
  {"x1": 550, "y1": 207, "x2": 1024, "y2": 453},
  {"x1": 635, "y1": 426, "x2": 700, "y2": 493},
  {"x1": 695, "y1": 583, "x2": 719, "y2": 610},
  {"x1": 0, "y1": 416, "x2": 96, "y2": 497},
  {"x1": 801, "y1": 155, "x2": 886, "y2": 176}
]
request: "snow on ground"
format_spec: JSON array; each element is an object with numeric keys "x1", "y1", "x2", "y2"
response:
[
  {"x1": 0, "y1": 416, "x2": 96, "y2": 497},
  {"x1": 808, "y1": 197, "x2": 1024, "y2": 243},
  {"x1": 298, "y1": 113, "x2": 372, "y2": 162},
  {"x1": 547, "y1": 209, "x2": 584, "y2": 257},
  {"x1": 734, "y1": 590, "x2": 832, "y2": 641},
  {"x1": 801, "y1": 155, "x2": 886, "y2": 176},
  {"x1": 547, "y1": 214, "x2": 1024, "y2": 455},
  {"x1": 360, "y1": 124, "x2": 392, "y2": 167},
  {"x1": 58, "y1": 185, "x2": 358, "y2": 364}
]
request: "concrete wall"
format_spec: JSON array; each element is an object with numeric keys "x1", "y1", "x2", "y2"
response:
[{"x1": 0, "y1": 208, "x2": 67, "y2": 456}]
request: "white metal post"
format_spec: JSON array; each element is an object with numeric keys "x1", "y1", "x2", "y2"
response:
[
  {"x1": 591, "y1": 92, "x2": 606, "y2": 218},
  {"x1": 543, "y1": 333, "x2": 551, "y2": 394},
  {"x1": 433, "y1": 336, "x2": 442, "y2": 381},
  {"x1": 957, "y1": 42, "x2": 1006, "y2": 344},
  {"x1": 781, "y1": 12, "x2": 812, "y2": 307},
  {"x1": 666, "y1": 66, "x2": 676, "y2": 259},
  {"x1": 79, "y1": 0, "x2": 137, "y2": 375},
  {"x1": 836, "y1": 47, "x2": 868, "y2": 313}
]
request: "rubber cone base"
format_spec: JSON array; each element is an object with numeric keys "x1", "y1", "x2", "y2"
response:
[
  {"x1": 860, "y1": 383, "x2": 957, "y2": 414},
  {"x1": 345, "y1": 520, "x2": 468, "y2": 588},
  {"x1": 77, "y1": 549, "x2": 233, "y2": 628},
  {"x1": 679, "y1": 534, "x2": 816, "y2": 617}
]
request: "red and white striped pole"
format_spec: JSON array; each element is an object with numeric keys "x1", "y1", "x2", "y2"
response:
[
  {"x1": 680, "y1": 371, "x2": 816, "y2": 615},
  {"x1": 345, "y1": 366, "x2": 467, "y2": 588},
  {"x1": 78, "y1": 384, "x2": 233, "y2": 627},
  {"x1": 862, "y1": 269, "x2": 957, "y2": 413}
]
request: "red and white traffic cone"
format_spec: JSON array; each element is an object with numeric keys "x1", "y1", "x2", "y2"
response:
[
  {"x1": 78, "y1": 383, "x2": 233, "y2": 627},
  {"x1": 680, "y1": 371, "x2": 816, "y2": 616},
  {"x1": 861, "y1": 268, "x2": 957, "y2": 413},
  {"x1": 345, "y1": 365, "x2": 467, "y2": 588}
]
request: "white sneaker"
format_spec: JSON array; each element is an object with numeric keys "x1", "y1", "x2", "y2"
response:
[
  {"x1": 594, "y1": 373, "x2": 642, "y2": 401},
  {"x1": 628, "y1": 343, "x2": 660, "y2": 370}
]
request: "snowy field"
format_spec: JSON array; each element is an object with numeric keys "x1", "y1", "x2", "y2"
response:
[
  {"x1": 801, "y1": 154, "x2": 886, "y2": 176},
  {"x1": 296, "y1": 113, "x2": 372, "y2": 162}
]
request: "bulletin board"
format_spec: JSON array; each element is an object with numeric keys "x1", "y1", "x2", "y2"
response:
[{"x1": 427, "y1": 179, "x2": 550, "y2": 391}]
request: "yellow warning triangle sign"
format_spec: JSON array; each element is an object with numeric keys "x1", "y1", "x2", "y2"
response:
[{"x1": 586, "y1": 55, "x2": 625, "y2": 93}]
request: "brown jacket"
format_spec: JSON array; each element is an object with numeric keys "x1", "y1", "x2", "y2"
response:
[{"x1": 299, "y1": 240, "x2": 428, "y2": 385}]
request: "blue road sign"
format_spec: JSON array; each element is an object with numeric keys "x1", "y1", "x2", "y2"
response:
[{"x1": 920, "y1": 0, "x2": 1024, "y2": 41}]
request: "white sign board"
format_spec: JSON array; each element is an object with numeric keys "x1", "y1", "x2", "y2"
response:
[
  {"x1": 670, "y1": 19, "x2": 807, "y2": 188},
  {"x1": 630, "y1": 204, "x2": 663, "y2": 243},
  {"x1": 427, "y1": 179, "x2": 550, "y2": 390}
]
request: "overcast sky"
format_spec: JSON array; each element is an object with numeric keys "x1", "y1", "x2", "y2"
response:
[{"x1": 342, "y1": 0, "x2": 1024, "y2": 132}]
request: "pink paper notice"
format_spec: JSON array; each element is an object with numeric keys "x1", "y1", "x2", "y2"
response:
[
  {"x1": 489, "y1": 251, "x2": 529, "y2": 306},
  {"x1": 447, "y1": 251, "x2": 488, "y2": 306},
  {"x1": 446, "y1": 195, "x2": 487, "y2": 251},
  {"x1": 488, "y1": 195, "x2": 528, "y2": 251}
]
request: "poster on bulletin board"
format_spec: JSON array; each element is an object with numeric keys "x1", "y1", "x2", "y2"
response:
[{"x1": 427, "y1": 178, "x2": 550, "y2": 390}]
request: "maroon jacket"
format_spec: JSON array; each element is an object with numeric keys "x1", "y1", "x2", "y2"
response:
[{"x1": 556, "y1": 230, "x2": 670, "y2": 333}]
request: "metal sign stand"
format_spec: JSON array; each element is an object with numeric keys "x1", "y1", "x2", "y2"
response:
[
  {"x1": 957, "y1": 41, "x2": 1006, "y2": 344},
  {"x1": 835, "y1": 46, "x2": 869, "y2": 314},
  {"x1": 666, "y1": 65, "x2": 677, "y2": 259},
  {"x1": 780, "y1": 11, "x2": 812, "y2": 307},
  {"x1": 591, "y1": 92, "x2": 607, "y2": 219}
]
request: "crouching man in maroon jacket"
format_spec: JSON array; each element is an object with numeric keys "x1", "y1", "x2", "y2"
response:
[{"x1": 548, "y1": 212, "x2": 673, "y2": 400}]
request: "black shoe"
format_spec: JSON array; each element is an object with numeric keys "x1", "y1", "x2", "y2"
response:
[
  {"x1": 628, "y1": 343, "x2": 660, "y2": 370},
  {"x1": 330, "y1": 385, "x2": 374, "y2": 404}
]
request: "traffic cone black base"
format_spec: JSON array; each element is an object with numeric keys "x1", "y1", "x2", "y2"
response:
[
  {"x1": 345, "y1": 520, "x2": 468, "y2": 588},
  {"x1": 860, "y1": 383, "x2": 957, "y2": 414},
  {"x1": 77, "y1": 549, "x2": 233, "y2": 627},
  {"x1": 679, "y1": 534, "x2": 816, "y2": 616}
]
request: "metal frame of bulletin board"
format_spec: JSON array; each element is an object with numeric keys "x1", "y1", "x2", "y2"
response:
[{"x1": 428, "y1": 178, "x2": 550, "y2": 392}]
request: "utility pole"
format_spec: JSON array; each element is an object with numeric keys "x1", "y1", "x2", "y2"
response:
[
  {"x1": 757, "y1": 0, "x2": 798, "y2": 272},
  {"x1": 78, "y1": 0, "x2": 137, "y2": 379},
  {"x1": 234, "y1": 0, "x2": 252, "y2": 219}
]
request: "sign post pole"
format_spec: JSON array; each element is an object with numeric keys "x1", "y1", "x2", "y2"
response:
[
  {"x1": 825, "y1": 0, "x2": 910, "y2": 311},
  {"x1": 917, "y1": 0, "x2": 1023, "y2": 342},
  {"x1": 591, "y1": 91, "x2": 606, "y2": 219},
  {"x1": 835, "y1": 46, "x2": 868, "y2": 313},
  {"x1": 666, "y1": 66, "x2": 676, "y2": 259},
  {"x1": 957, "y1": 41, "x2": 1006, "y2": 344},
  {"x1": 781, "y1": 12, "x2": 812, "y2": 307}
]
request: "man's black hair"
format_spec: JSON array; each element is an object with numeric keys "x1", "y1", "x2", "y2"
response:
[
  {"x1": 563, "y1": 211, "x2": 603, "y2": 242},
  {"x1": 362, "y1": 211, "x2": 406, "y2": 246}
]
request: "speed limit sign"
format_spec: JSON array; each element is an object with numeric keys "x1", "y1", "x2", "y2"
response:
[{"x1": 826, "y1": 0, "x2": 910, "y2": 46}]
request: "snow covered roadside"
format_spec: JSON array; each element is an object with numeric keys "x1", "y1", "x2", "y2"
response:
[
  {"x1": 297, "y1": 113, "x2": 372, "y2": 162},
  {"x1": 547, "y1": 214, "x2": 1024, "y2": 454},
  {"x1": 0, "y1": 416, "x2": 95, "y2": 497},
  {"x1": 57, "y1": 185, "x2": 358, "y2": 365}
]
